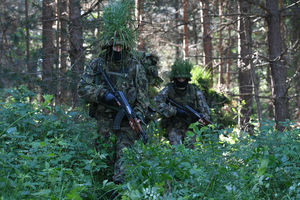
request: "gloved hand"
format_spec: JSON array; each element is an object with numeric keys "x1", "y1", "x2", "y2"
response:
[
  {"x1": 102, "y1": 92, "x2": 118, "y2": 106},
  {"x1": 176, "y1": 107, "x2": 188, "y2": 118}
]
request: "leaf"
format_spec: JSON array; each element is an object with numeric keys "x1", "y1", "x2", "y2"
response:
[
  {"x1": 66, "y1": 186, "x2": 84, "y2": 200},
  {"x1": 6, "y1": 127, "x2": 17, "y2": 134},
  {"x1": 257, "y1": 158, "x2": 269, "y2": 176},
  {"x1": 32, "y1": 189, "x2": 51, "y2": 196}
]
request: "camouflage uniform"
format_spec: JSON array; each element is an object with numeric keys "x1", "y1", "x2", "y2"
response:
[
  {"x1": 133, "y1": 51, "x2": 163, "y2": 123},
  {"x1": 135, "y1": 51, "x2": 163, "y2": 88},
  {"x1": 78, "y1": 56, "x2": 149, "y2": 182},
  {"x1": 155, "y1": 60, "x2": 210, "y2": 145}
]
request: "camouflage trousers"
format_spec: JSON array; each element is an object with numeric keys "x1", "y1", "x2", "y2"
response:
[
  {"x1": 97, "y1": 115, "x2": 139, "y2": 183},
  {"x1": 163, "y1": 118, "x2": 197, "y2": 147},
  {"x1": 165, "y1": 126, "x2": 186, "y2": 145}
]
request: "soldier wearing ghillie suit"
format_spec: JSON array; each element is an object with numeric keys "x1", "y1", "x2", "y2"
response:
[
  {"x1": 154, "y1": 59, "x2": 210, "y2": 145},
  {"x1": 77, "y1": 0, "x2": 149, "y2": 184}
]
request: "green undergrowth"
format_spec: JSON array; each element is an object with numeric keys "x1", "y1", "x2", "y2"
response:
[
  {"x1": 0, "y1": 87, "x2": 115, "y2": 199},
  {"x1": 0, "y1": 87, "x2": 299, "y2": 200},
  {"x1": 120, "y1": 123, "x2": 300, "y2": 199}
]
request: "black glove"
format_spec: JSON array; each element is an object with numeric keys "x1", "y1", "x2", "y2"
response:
[
  {"x1": 102, "y1": 92, "x2": 118, "y2": 106},
  {"x1": 176, "y1": 107, "x2": 188, "y2": 118}
]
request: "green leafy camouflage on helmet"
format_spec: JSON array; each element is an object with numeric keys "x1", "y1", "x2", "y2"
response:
[
  {"x1": 170, "y1": 59, "x2": 193, "y2": 79},
  {"x1": 101, "y1": 0, "x2": 136, "y2": 49}
]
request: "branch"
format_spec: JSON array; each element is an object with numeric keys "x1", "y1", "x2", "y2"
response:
[
  {"x1": 81, "y1": 0, "x2": 103, "y2": 18},
  {"x1": 280, "y1": 0, "x2": 300, "y2": 12}
]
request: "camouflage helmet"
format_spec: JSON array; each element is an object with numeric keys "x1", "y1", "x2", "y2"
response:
[
  {"x1": 101, "y1": 0, "x2": 136, "y2": 49},
  {"x1": 170, "y1": 59, "x2": 193, "y2": 79}
]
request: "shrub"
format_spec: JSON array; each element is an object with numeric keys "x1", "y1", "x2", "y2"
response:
[{"x1": 0, "y1": 87, "x2": 116, "y2": 199}]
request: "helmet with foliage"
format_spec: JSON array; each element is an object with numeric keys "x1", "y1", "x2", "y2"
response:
[
  {"x1": 101, "y1": 0, "x2": 136, "y2": 50},
  {"x1": 170, "y1": 59, "x2": 193, "y2": 79}
]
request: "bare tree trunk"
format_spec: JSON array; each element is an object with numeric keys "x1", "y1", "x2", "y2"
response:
[
  {"x1": 200, "y1": 0, "x2": 213, "y2": 84},
  {"x1": 56, "y1": 0, "x2": 68, "y2": 104},
  {"x1": 266, "y1": 0, "x2": 289, "y2": 131},
  {"x1": 25, "y1": 0, "x2": 31, "y2": 90},
  {"x1": 218, "y1": 0, "x2": 224, "y2": 89},
  {"x1": 290, "y1": 2, "x2": 300, "y2": 124},
  {"x1": 69, "y1": 0, "x2": 84, "y2": 107},
  {"x1": 175, "y1": 0, "x2": 181, "y2": 58},
  {"x1": 192, "y1": 11, "x2": 199, "y2": 64},
  {"x1": 238, "y1": 0, "x2": 253, "y2": 133},
  {"x1": 55, "y1": 0, "x2": 61, "y2": 104},
  {"x1": 42, "y1": 0, "x2": 56, "y2": 95},
  {"x1": 267, "y1": 66, "x2": 274, "y2": 119},
  {"x1": 225, "y1": 1, "x2": 232, "y2": 93},
  {"x1": 225, "y1": 25, "x2": 231, "y2": 93},
  {"x1": 0, "y1": 0, "x2": 7, "y2": 88},
  {"x1": 182, "y1": 0, "x2": 189, "y2": 59},
  {"x1": 136, "y1": 0, "x2": 145, "y2": 51}
]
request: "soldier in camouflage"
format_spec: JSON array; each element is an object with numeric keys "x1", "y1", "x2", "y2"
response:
[
  {"x1": 135, "y1": 51, "x2": 163, "y2": 88},
  {"x1": 134, "y1": 51, "x2": 163, "y2": 123},
  {"x1": 77, "y1": 0, "x2": 149, "y2": 184},
  {"x1": 155, "y1": 59, "x2": 210, "y2": 145}
]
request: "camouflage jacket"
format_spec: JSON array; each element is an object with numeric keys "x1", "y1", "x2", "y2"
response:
[
  {"x1": 155, "y1": 83, "x2": 210, "y2": 126},
  {"x1": 78, "y1": 57, "x2": 149, "y2": 120}
]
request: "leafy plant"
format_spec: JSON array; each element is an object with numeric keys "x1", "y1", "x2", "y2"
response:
[
  {"x1": 0, "y1": 87, "x2": 117, "y2": 199},
  {"x1": 119, "y1": 121, "x2": 300, "y2": 199}
]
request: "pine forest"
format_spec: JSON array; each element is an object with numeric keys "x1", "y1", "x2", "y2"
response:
[{"x1": 0, "y1": 0, "x2": 299, "y2": 199}]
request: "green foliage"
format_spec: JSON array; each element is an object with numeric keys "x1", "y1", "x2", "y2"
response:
[
  {"x1": 101, "y1": 0, "x2": 136, "y2": 49},
  {"x1": 119, "y1": 122, "x2": 300, "y2": 199},
  {"x1": 191, "y1": 66, "x2": 236, "y2": 127},
  {"x1": 1, "y1": 87, "x2": 299, "y2": 199},
  {"x1": 170, "y1": 59, "x2": 193, "y2": 79},
  {"x1": 0, "y1": 87, "x2": 117, "y2": 199}
]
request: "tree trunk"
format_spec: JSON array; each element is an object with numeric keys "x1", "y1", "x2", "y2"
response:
[
  {"x1": 182, "y1": 0, "x2": 189, "y2": 59},
  {"x1": 57, "y1": 0, "x2": 68, "y2": 104},
  {"x1": 192, "y1": 11, "x2": 199, "y2": 64},
  {"x1": 42, "y1": 0, "x2": 56, "y2": 95},
  {"x1": 225, "y1": 1, "x2": 232, "y2": 93},
  {"x1": 25, "y1": 0, "x2": 31, "y2": 90},
  {"x1": 225, "y1": 24, "x2": 231, "y2": 93},
  {"x1": 290, "y1": 2, "x2": 300, "y2": 124},
  {"x1": 0, "y1": 0, "x2": 7, "y2": 88},
  {"x1": 175, "y1": 0, "x2": 181, "y2": 58},
  {"x1": 267, "y1": 66, "x2": 274, "y2": 119},
  {"x1": 200, "y1": 0, "x2": 213, "y2": 84},
  {"x1": 136, "y1": 0, "x2": 145, "y2": 51},
  {"x1": 218, "y1": 0, "x2": 224, "y2": 89},
  {"x1": 238, "y1": 0, "x2": 253, "y2": 133},
  {"x1": 266, "y1": 0, "x2": 289, "y2": 131},
  {"x1": 69, "y1": 0, "x2": 84, "y2": 107}
]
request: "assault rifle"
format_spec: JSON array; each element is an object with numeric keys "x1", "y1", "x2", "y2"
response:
[
  {"x1": 167, "y1": 97, "x2": 212, "y2": 125},
  {"x1": 96, "y1": 64, "x2": 148, "y2": 144}
]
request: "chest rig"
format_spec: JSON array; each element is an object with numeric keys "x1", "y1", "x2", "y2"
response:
[
  {"x1": 167, "y1": 83, "x2": 198, "y2": 109},
  {"x1": 95, "y1": 58, "x2": 138, "y2": 105}
]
